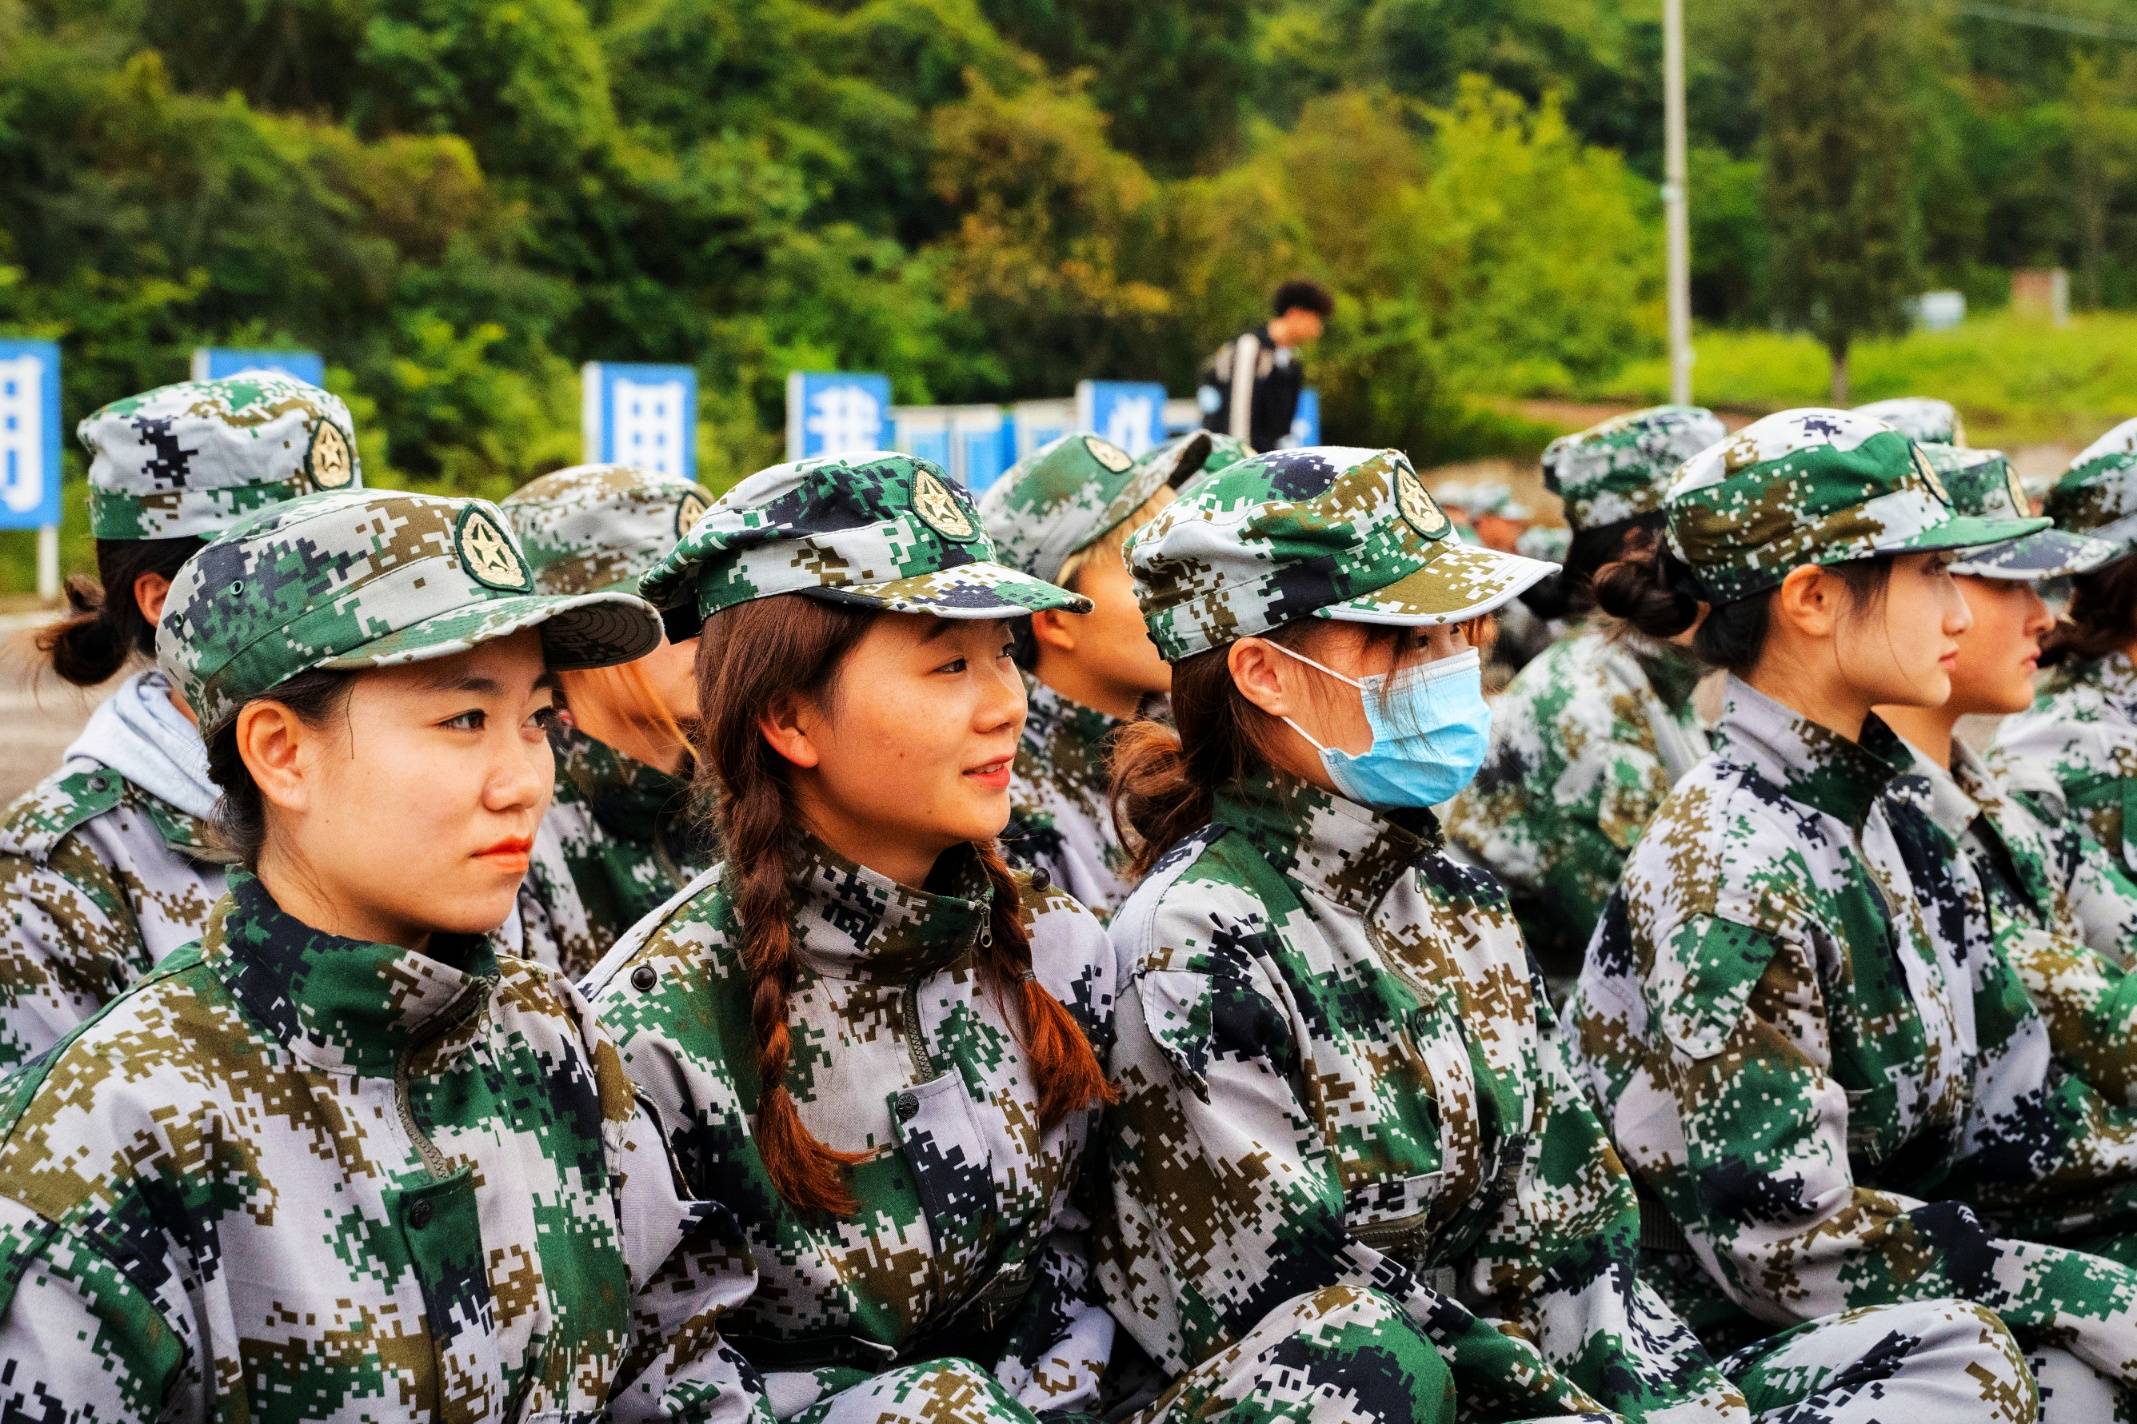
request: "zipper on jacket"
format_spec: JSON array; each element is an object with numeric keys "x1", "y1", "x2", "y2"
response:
[{"x1": 396, "y1": 978, "x2": 495, "y2": 1180}]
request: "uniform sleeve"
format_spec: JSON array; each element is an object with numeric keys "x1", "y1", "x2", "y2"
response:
[
  {"x1": 2051, "y1": 814, "x2": 2137, "y2": 962},
  {"x1": 989, "y1": 1177, "x2": 1115, "y2": 1412},
  {"x1": 1662, "y1": 911, "x2": 2137, "y2": 1383},
  {"x1": 0, "y1": 1203, "x2": 196, "y2": 1420},
  {"x1": 0, "y1": 851, "x2": 138, "y2": 1070},
  {"x1": 1996, "y1": 924, "x2": 2137, "y2": 1110},
  {"x1": 1106, "y1": 898, "x2": 1620, "y2": 1422},
  {"x1": 1463, "y1": 1009, "x2": 1743, "y2": 1420}
]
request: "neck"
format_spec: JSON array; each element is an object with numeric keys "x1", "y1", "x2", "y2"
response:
[
  {"x1": 255, "y1": 842, "x2": 431, "y2": 953},
  {"x1": 1029, "y1": 656, "x2": 1142, "y2": 721},
  {"x1": 1875, "y1": 700, "x2": 1958, "y2": 769},
  {"x1": 796, "y1": 802, "x2": 949, "y2": 890},
  {"x1": 1744, "y1": 658, "x2": 1872, "y2": 744}
]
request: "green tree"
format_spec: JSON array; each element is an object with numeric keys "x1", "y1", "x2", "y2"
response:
[{"x1": 1757, "y1": 0, "x2": 1924, "y2": 400}]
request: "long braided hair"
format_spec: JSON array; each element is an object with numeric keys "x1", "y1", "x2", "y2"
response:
[{"x1": 695, "y1": 593, "x2": 1112, "y2": 1217}]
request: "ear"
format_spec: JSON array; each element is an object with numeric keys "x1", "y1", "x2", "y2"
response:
[
  {"x1": 1029, "y1": 608, "x2": 1079, "y2": 655},
  {"x1": 133, "y1": 571, "x2": 173, "y2": 626},
  {"x1": 1773, "y1": 563, "x2": 1843, "y2": 640},
  {"x1": 756, "y1": 689, "x2": 822, "y2": 770},
  {"x1": 235, "y1": 700, "x2": 315, "y2": 819},
  {"x1": 1227, "y1": 637, "x2": 1296, "y2": 719}
]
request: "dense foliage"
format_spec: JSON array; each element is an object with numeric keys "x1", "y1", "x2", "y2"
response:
[{"x1": 2, "y1": 0, "x2": 2133, "y2": 580}]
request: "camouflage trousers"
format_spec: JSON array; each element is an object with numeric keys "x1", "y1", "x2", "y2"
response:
[
  {"x1": 788, "y1": 1286, "x2": 1455, "y2": 1423},
  {"x1": 2023, "y1": 1345, "x2": 2134, "y2": 1423},
  {"x1": 1721, "y1": 1300, "x2": 2037, "y2": 1424}
]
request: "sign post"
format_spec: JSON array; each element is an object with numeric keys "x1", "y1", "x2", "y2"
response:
[
  {"x1": 0, "y1": 340, "x2": 63, "y2": 601},
  {"x1": 786, "y1": 372, "x2": 892, "y2": 461},
  {"x1": 1074, "y1": 381, "x2": 1167, "y2": 457},
  {"x1": 582, "y1": 363, "x2": 699, "y2": 480}
]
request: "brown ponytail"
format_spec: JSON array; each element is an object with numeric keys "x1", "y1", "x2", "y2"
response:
[
  {"x1": 37, "y1": 536, "x2": 205, "y2": 687},
  {"x1": 694, "y1": 593, "x2": 1110, "y2": 1218}
]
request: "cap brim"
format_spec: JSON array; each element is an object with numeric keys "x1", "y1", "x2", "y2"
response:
[
  {"x1": 816, "y1": 560, "x2": 1093, "y2": 620},
  {"x1": 1950, "y1": 529, "x2": 2125, "y2": 580},
  {"x1": 1094, "y1": 433, "x2": 1211, "y2": 543},
  {"x1": 1313, "y1": 543, "x2": 1560, "y2": 627},
  {"x1": 2070, "y1": 509, "x2": 2137, "y2": 565},
  {"x1": 1893, "y1": 513, "x2": 2051, "y2": 557},
  {"x1": 317, "y1": 590, "x2": 664, "y2": 673}
]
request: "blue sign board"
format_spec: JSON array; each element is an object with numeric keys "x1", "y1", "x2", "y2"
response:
[
  {"x1": 1075, "y1": 381, "x2": 1167, "y2": 457},
  {"x1": 1288, "y1": 388, "x2": 1322, "y2": 447},
  {"x1": 1011, "y1": 400, "x2": 1075, "y2": 460},
  {"x1": 787, "y1": 371, "x2": 892, "y2": 461},
  {"x1": 191, "y1": 347, "x2": 327, "y2": 386},
  {"x1": 0, "y1": 340, "x2": 62, "y2": 530},
  {"x1": 892, "y1": 409, "x2": 954, "y2": 473},
  {"x1": 582, "y1": 362, "x2": 698, "y2": 480},
  {"x1": 953, "y1": 408, "x2": 1014, "y2": 494}
]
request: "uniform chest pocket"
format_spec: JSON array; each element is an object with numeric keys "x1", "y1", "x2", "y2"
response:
[
  {"x1": 1842, "y1": 1081, "x2": 1897, "y2": 1170},
  {"x1": 1343, "y1": 1168, "x2": 1450, "y2": 1264},
  {"x1": 890, "y1": 1072, "x2": 1002, "y2": 1286}
]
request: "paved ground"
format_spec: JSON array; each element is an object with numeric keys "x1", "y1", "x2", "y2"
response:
[{"x1": 0, "y1": 610, "x2": 117, "y2": 803}]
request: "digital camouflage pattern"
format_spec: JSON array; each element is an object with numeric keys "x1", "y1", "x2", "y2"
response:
[
  {"x1": 1991, "y1": 651, "x2": 2137, "y2": 884},
  {"x1": 1542, "y1": 405, "x2": 1727, "y2": 532},
  {"x1": 0, "y1": 868, "x2": 760, "y2": 1419},
  {"x1": 503, "y1": 463, "x2": 717, "y2": 595},
  {"x1": 640, "y1": 452, "x2": 1089, "y2": 636},
  {"x1": 158, "y1": 489, "x2": 663, "y2": 733},
  {"x1": 0, "y1": 755, "x2": 228, "y2": 1069},
  {"x1": 1443, "y1": 625, "x2": 1708, "y2": 979},
  {"x1": 1663, "y1": 409, "x2": 2045, "y2": 604},
  {"x1": 585, "y1": 841, "x2": 1121, "y2": 1419},
  {"x1": 518, "y1": 721, "x2": 711, "y2": 980},
  {"x1": 1923, "y1": 443, "x2": 2119, "y2": 579},
  {"x1": 1889, "y1": 739, "x2": 2137, "y2": 1108},
  {"x1": 2042, "y1": 417, "x2": 2137, "y2": 559},
  {"x1": 1125, "y1": 446, "x2": 1557, "y2": 662},
  {"x1": 1515, "y1": 522, "x2": 1571, "y2": 564},
  {"x1": 1142, "y1": 430, "x2": 1255, "y2": 483},
  {"x1": 1003, "y1": 676, "x2": 1133, "y2": 922},
  {"x1": 1853, "y1": 396, "x2": 1965, "y2": 448},
  {"x1": 977, "y1": 431, "x2": 1207, "y2": 583},
  {"x1": 81, "y1": 372, "x2": 363, "y2": 540},
  {"x1": 1561, "y1": 677, "x2": 2137, "y2": 1416},
  {"x1": 1097, "y1": 767, "x2": 2036, "y2": 1422}
]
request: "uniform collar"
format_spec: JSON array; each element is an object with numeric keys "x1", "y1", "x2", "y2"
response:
[
  {"x1": 552, "y1": 721, "x2": 695, "y2": 841},
  {"x1": 2079, "y1": 650, "x2": 2137, "y2": 721},
  {"x1": 1622, "y1": 629, "x2": 1705, "y2": 710},
  {"x1": 1717, "y1": 676, "x2": 1908, "y2": 828},
  {"x1": 1213, "y1": 768, "x2": 1432, "y2": 908},
  {"x1": 1022, "y1": 676, "x2": 1122, "y2": 753},
  {"x1": 782, "y1": 836, "x2": 992, "y2": 984},
  {"x1": 205, "y1": 868, "x2": 498, "y2": 1076},
  {"x1": 1889, "y1": 738, "x2": 1986, "y2": 842}
]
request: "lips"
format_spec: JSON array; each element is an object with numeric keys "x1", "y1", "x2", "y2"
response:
[
  {"x1": 964, "y1": 757, "x2": 1013, "y2": 791},
  {"x1": 475, "y1": 836, "x2": 534, "y2": 869}
]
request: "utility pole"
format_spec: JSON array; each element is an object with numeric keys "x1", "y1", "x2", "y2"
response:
[{"x1": 1663, "y1": 0, "x2": 1694, "y2": 405}]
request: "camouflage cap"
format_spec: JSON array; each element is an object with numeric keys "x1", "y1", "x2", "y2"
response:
[
  {"x1": 1853, "y1": 396, "x2": 1964, "y2": 447},
  {"x1": 158, "y1": 490, "x2": 663, "y2": 732},
  {"x1": 2042, "y1": 417, "x2": 2137, "y2": 563},
  {"x1": 1664, "y1": 408, "x2": 2047, "y2": 604},
  {"x1": 1925, "y1": 444, "x2": 2119, "y2": 580},
  {"x1": 1542, "y1": 405, "x2": 1727, "y2": 531},
  {"x1": 640, "y1": 451, "x2": 1090, "y2": 636},
  {"x1": 1460, "y1": 481, "x2": 1533, "y2": 522},
  {"x1": 1515, "y1": 523, "x2": 1572, "y2": 564},
  {"x1": 501, "y1": 463, "x2": 715, "y2": 596},
  {"x1": 978, "y1": 431, "x2": 1209, "y2": 581},
  {"x1": 80, "y1": 372, "x2": 362, "y2": 541},
  {"x1": 1179, "y1": 431, "x2": 1257, "y2": 478},
  {"x1": 1126, "y1": 446, "x2": 1558, "y2": 662}
]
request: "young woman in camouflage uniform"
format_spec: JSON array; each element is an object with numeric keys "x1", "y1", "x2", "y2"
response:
[
  {"x1": 1875, "y1": 446, "x2": 2137, "y2": 1104},
  {"x1": 1446, "y1": 406, "x2": 1727, "y2": 980},
  {"x1": 1992, "y1": 419, "x2": 2137, "y2": 905},
  {"x1": 0, "y1": 489, "x2": 757, "y2": 1417},
  {"x1": 1099, "y1": 442, "x2": 2029, "y2": 1423},
  {"x1": 0, "y1": 372, "x2": 363, "y2": 1068},
  {"x1": 502, "y1": 463, "x2": 719, "y2": 977},
  {"x1": 976, "y1": 430, "x2": 1210, "y2": 921},
  {"x1": 1560, "y1": 408, "x2": 2137, "y2": 1420}
]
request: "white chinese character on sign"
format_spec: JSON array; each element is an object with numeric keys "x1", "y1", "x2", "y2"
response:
[
  {"x1": 807, "y1": 385, "x2": 884, "y2": 456},
  {"x1": 0, "y1": 355, "x2": 44, "y2": 514},
  {"x1": 1103, "y1": 396, "x2": 1155, "y2": 456},
  {"x1": 613, "y1": 377, "x2": 688, "y2": 477}
]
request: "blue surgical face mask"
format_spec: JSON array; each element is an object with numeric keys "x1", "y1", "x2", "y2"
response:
[{"x1": 1271, "y1": 641, "x2": 1492, "y2": 809}]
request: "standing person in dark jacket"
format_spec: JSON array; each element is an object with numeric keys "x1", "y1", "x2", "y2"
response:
[{"x1": 1197, "y1": 279, "x2": 1333, "y2": 452}]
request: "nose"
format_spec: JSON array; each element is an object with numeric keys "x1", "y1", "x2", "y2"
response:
[
  {"x1": 486, "y1": 723, "x2": 554, "y2": 816},
  {"x1": 976, "y1": 648, "x2": 1026, "y2": 738},
  {"x1": 1941, "y1": 574, "x2": 1974, "y2": 637},
  {"x1": 2020, "y1": 585, "x2": 2054, "y2": 638}
]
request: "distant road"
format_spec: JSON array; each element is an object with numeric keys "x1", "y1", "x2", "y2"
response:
[{"x1": 0, "y1": 611, "x2": 111, "y2": 803}]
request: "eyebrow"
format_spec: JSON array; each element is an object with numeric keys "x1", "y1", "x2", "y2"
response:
[
  {"x1": 917, "y1": 618, "x2": 959, "y2": 645},
  {"x1": 414, "y1": 667, "x2": 562, "y2": 696}
]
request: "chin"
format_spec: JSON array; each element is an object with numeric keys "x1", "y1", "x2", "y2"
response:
[{"x1": 421, "y1": 886, "x2": 523, "y2": 939}]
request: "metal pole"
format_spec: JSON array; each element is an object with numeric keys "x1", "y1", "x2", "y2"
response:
[
  {"x1": 1663, "y1": 0, "x2": 1694, "y2": 405},
  {"x1": 35, "y1": 523, "x2": 58, "y2": 603}
]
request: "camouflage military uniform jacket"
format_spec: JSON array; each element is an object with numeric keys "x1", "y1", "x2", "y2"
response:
[
  {"x1": 1097, "y1": 770, "x2": 1745, "y2": 1421},
  {"x1": 1004, "y1": 677, "x2": 1133, "y2": 921},
  {"x1": 586, "y1": 840, "x2": 1118, "y2": 1420},
  {"x1": 0, "y1": 682, "x2": 230, "y2": 1069},
  {"x1": 1992, "y1": 651, "x2": 2137, "y2": 884},
  {"x1": 0, "y1": 868, "x2": 759, "y2": 1420},
  {"x1": 1562, "y1": 678, "x2": 2137, "y2": 1382},
  {"x1": 519, "y1": 722, "x2": 710, "y2": 980},
  {"x1": 1446, "y1": 623, "x2": 1707, "y2": 973}
]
